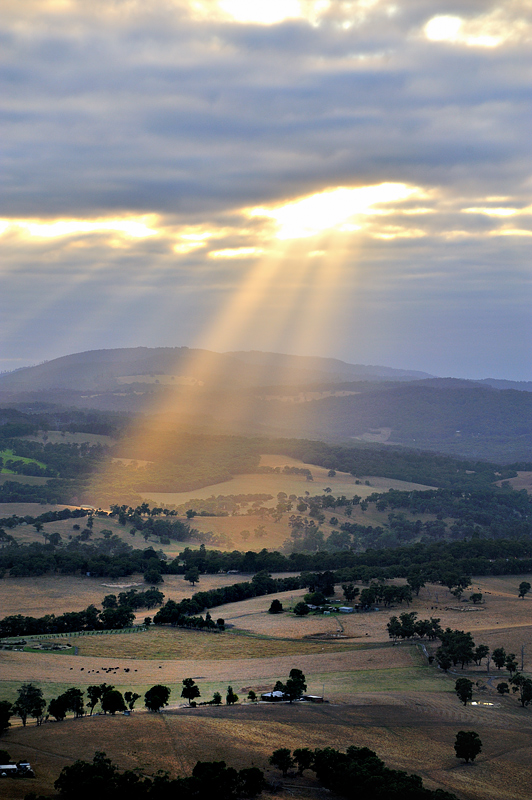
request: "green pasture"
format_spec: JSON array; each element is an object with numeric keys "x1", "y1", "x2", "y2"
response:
[{"x1": 0, "y1": 449, "x2": 46, "y2": 474}]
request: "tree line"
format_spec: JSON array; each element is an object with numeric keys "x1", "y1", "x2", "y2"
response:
[
  {"x1": 14, "y1": 743, "x2": 462, "y2": 800},
  {"x1": 0, "y1": 587, "x2": 163, "y2": 638}
]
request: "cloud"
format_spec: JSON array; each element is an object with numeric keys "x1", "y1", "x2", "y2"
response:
[{"x1": 0, "y1": 0, "x2": 531, "y2": 378}]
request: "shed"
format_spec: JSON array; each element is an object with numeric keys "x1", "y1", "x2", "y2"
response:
[{"x1": 260, "y1": 690, "x2": 285, "y2": 702}]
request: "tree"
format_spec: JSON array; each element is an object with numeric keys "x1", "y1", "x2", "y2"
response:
[
  {"x1": 407, "y1": 574, "x2": 425, "y2": 596},
  {"x1": 143, "y1": 567, "x2": 163, "y2": 584},
  {"x1": 247, "y1": 690, "x2": 257, "y2": 702},
  {"x1": 283, "y1": 669, "x2": 307, "y2": 703},
  {"x1": 454, "y1": 730, "x2": 482, "y2": 763},
  {"x1": 497, "y1": 682, "x2": 509, "y2": 695},
  {"x1": 48, "y1": 695, "x2": 69, "y2": 722},
  {"x1": 469, "y1": 593, "x2": 483, "y2": 605},
  {"x1": 342, "y1": 583, "x2": 359, "y2": 603},
  {"x1": 436, "y1": 649, "x2": 453, "y2": 672},
  {"x1": 124, "y1": 691, "x2": 140, "y2": 711},
  {"x1": 269, "y1": 599, "x2": 283, "y2": 614},
  {"x1": 505, "y1": 653, "x2": 519, "y2": 676},
  {"x1": 510, "y1": 673, "x2": 532, "y2": 707},
  {"x1": 387, "y1": 616, "x2": 403, "y2": 644},
  {"x1": 474, "y1": 645, "x2": 490, "y2": 666},
  {"x1": 13, "y1": 683, "x2": 46, "y2": 726},
  {"x1": 184, "y1": 567, "x2": 200, "y2": 586},
  {"x1": 492, "y1": 647, "x2": 506, "y2": 670},
  {"x1": 102, "y1": 594, "x2": 117, "y2": 609},
  {"x1": 63, "y1": 687, "x2": 84, "y2": 718},
  {"x1": 238, "y1": 766, "x2": 266, "y2": 797},
  {"x1": 101, "y1": 690, "x2": 126, "y2": 715},
  {"x1": 86, "y1": 685, "x2": 103, "y2": 716},
  {"x1": 294, "y1": 602, "x2": 309, "y2": 616},
  {"x1": 293, "y1": 747, "x2": 313, "y2": 775},
  {"x1": 518, "y1": 581, "x2": 531, "y2": 599},
  {"x1": 226, "y1": 686, "x2": 239, "y2": 705},
  {"x1": 269, "y1": 748, "x2": 294, "y2": 777},
  {"x1": 54, "y1": 751, "x2": 120, "y2": 799},
  {"x1": 145, "y1": 684, "x2": 171, "y2": 712},
  {"x1": 0, "y1": 700, "x2": 12, "y2": 734},
  {"x1": 212, "y1": 692, "x2": 222, "y2": 705},
  {"x1": 455, "y1": 678, "x2": 473, "y2": 706},
  {"x1": 181, "y1": 678, "x2": 200, "y2": 705}
]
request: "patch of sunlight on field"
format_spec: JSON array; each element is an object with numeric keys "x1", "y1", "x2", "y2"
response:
[
  {"x1": 144, "y1": 453, "x2": 435, "y2": 508},
  {"x1": 0, "y1": 571, "x2": 255, "y2": 617}
]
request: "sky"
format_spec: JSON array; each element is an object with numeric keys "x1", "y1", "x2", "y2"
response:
[{"x1": 1, "y1": 0, "x2": 531, "y2": 381}]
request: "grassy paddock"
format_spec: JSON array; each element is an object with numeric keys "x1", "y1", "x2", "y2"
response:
[
  {"x1": 66, "y1": 626, "x2": 355, "y2": 661},
  {"x1": 3, "y1": 699, "x2": 532, "y2": 800}
]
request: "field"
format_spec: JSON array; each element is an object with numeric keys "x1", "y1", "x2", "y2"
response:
[
  {"x1": 0, "y1": 572, "x2": 269, "y2": 617},
  {"x1": 0, "y1": 448, "x2": 46, "y2": 474},
  {"x1": 1, "y1": 454, "x2": 531, "y2": 800},
  {"x1": 4, "y1": 452, "x2": 437, "y2": 555},
  {"x1": 3, "y1": 691, "x2": 532, "y2": 800},
  {"x1": 3, "y1": 571, "x2": 532, "y2": 799},
  {"x1": 497, "y1": 470, "x2": 532, "y2": 494},
  {"x1": 145, "y1": 453, "x2": 435, "y2": 509}
]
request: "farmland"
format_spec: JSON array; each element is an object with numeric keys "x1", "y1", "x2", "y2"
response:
[
  {"x1": 2, "y1": 447, "x2": 532, "y2": 800},
  {"x1": 2, "y1": 570, "x2": 532, "y2": 798}
]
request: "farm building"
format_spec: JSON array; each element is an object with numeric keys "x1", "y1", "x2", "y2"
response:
[{"x1": 260, "y1": 690, "x2": 285, "y2": 702}]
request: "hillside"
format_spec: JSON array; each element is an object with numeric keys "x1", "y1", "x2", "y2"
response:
[
  {"x1": 0, "y1": 347, "x2": 432, "y2": 392},
  {"x1": 0, "y1": 348, "x2": 530, "y2": 462},
  {"x1": 251, "y1": 383, "x2": 532, "y2": 461}
]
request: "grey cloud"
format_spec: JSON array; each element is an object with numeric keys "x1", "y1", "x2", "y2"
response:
[
  {"x1": 2, "y1": 2, "x2": 530, "y2": 216},
  {"x1": 1, "y1": 1, "x2": 531, "y2": 378}
]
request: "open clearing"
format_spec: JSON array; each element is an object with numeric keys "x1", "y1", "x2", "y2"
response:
[
  {"x1": 144, "y1": 453, "x2": 435, "y2": 507},
  {"x1": 2, "y1": 451, "x2": 438, "y2": 554},
  {"x1": 0, "y1": 572, "x2": 268, "y2": 617},
  {"x1": 2, "y1": 698, "x2": 532, "y2": 800},
  {"x1": 497, "y1": 470, "x2": 532, "y2": 494},
  {"x1": 4, "y1": 565, "x2": 532, "y2": 798}
]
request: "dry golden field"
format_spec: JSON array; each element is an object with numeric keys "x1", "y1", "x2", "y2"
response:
[
  {"x1": 0, "y1": 572, "x2": 267, "y2": 617},
  {"x1": 2, "y1": 694, "x2": 532, "y2": 800},
  {"x1": 144, "y1": 453, "x2": 436, "y2": 509},
  {"x1": 5, "y1": 452, "x2": 439, "y2": 555},
  {"x1": 3, "y1": 471, "x2": 532, "y2": 800},
  {"x1": 496, "y1": 470, "x2": 532, "y2": 494}
]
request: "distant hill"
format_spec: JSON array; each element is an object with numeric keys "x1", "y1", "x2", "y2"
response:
[
  {"x1": 0, "y1": 347, "x2": 433, "y2": 392},
  {"x1": 242, "y1": 383, "x2": 532, "y2": 462},
  {"x1": 0, "y1": 347, "x2": 530, "y2": 462}
]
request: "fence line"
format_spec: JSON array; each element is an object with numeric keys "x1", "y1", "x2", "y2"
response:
[{"x1": 0, "y1": 626, "x2": 148, "y2": 645}]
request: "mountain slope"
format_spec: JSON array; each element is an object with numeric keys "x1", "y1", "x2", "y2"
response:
[{"x1": 0, "y1": 347, "x2": 433, "y2": 392}]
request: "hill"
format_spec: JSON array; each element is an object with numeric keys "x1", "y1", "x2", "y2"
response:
[
  {"x1": 0, "y1": 348, "x2": 530, "y2": 462},
  {"x1": 0, "y1": 347, "x2": 432, "y2": 392}
]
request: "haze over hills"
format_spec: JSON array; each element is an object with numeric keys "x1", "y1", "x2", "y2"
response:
[
  {"x1": 0, "y1": 347, "x2": 531, "y2": 462},
  {"x1": 0, "y1": 347, "x2": 434, "y2": 391}
]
